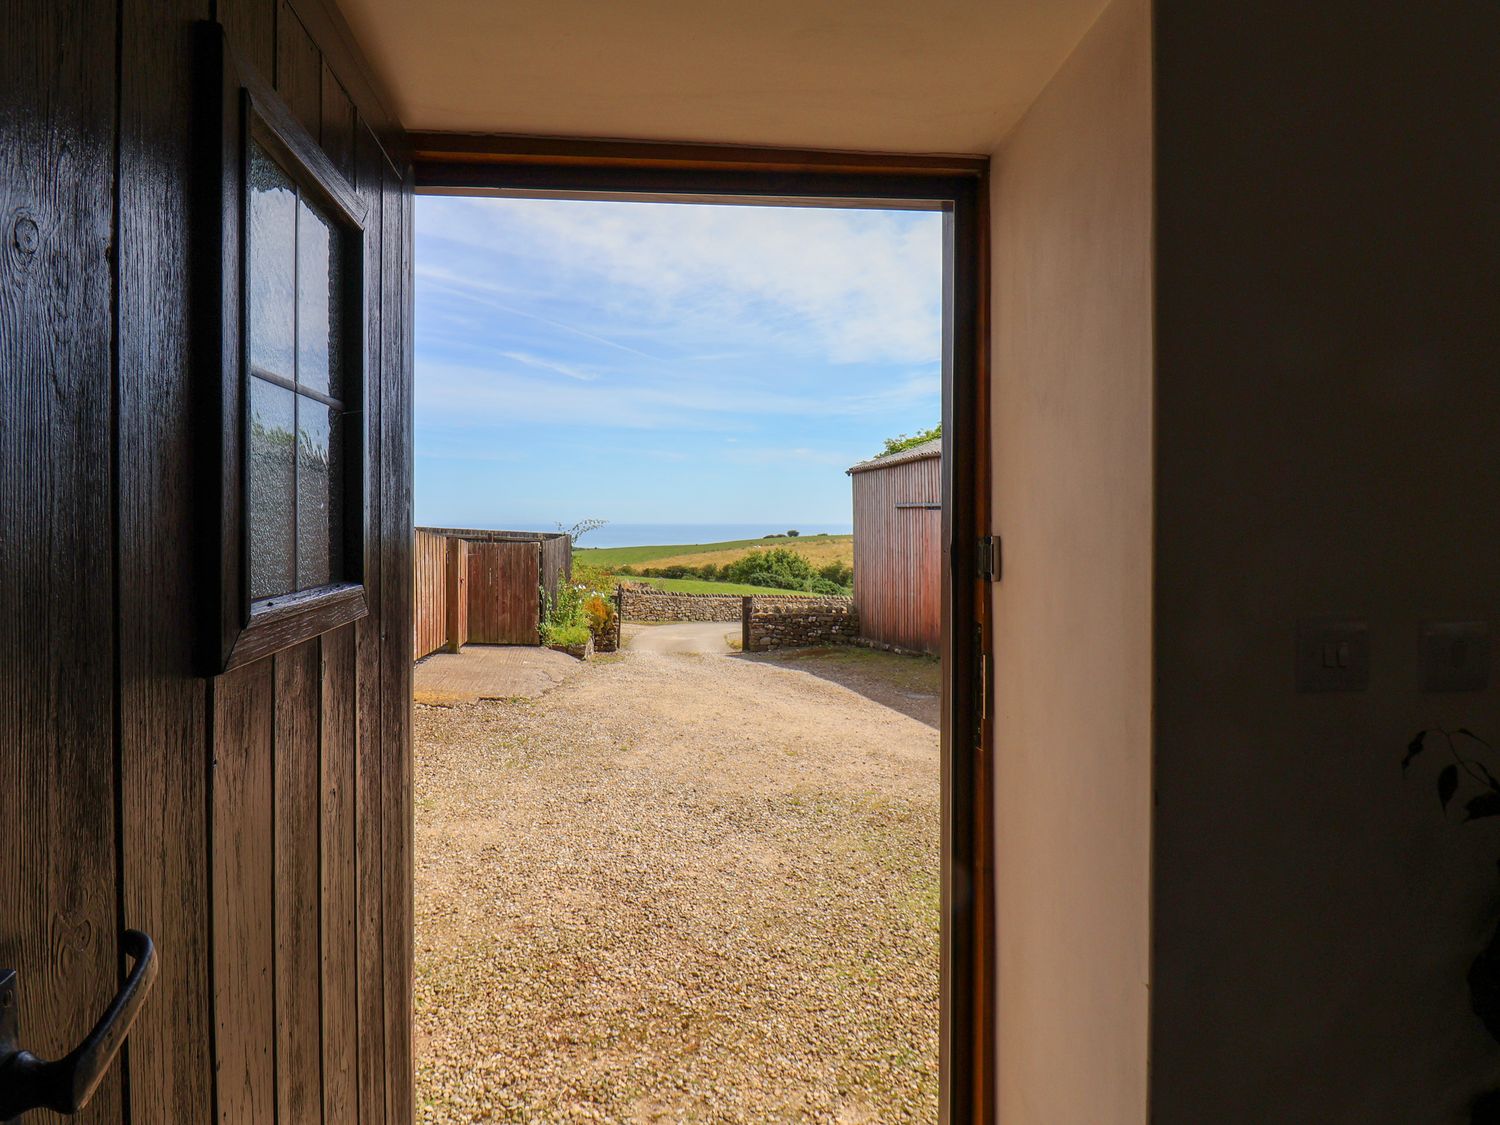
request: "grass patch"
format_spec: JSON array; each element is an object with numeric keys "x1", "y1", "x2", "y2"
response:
[{"x1": 577, "y1": 533, "x2": 850, "y2": 569}]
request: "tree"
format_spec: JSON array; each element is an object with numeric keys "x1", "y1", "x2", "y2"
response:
[
  {"x1": 557, "y1": 518, "x2": 608, "y2": 542},
  {"x1": 879, "y1": 423, "x2": 941, "y2": 457}
]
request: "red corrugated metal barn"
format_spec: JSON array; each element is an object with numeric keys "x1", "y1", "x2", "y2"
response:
[{"x1": 848, "y1": 438, "x2": 942, "y2": 653}]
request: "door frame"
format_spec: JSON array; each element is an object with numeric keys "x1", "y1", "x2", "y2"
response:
[{"x1": 408, "y1": 134, "x2": 993, "y2": 1124}]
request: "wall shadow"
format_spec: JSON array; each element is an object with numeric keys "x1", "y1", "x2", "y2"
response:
[{"x1": 731, "y1": 646, "x2": 940, "y2": 729}]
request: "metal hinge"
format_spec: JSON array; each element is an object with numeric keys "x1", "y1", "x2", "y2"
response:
[{"x1": 977, "y1": 534, "x2": 1000, "y2": 581}]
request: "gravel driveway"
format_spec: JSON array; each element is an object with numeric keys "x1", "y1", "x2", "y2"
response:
[{"x1": 414, "y1": 643, "x2": 940, "y2": 1123}]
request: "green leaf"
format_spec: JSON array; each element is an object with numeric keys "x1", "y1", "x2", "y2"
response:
[
  {"x1": 1439, "y1": 764, "x2": 1460, "y2": 810},
  {"x1": 1402, "y1": 731, "x2": 1429, "y2": 773},
  {"x1": 1465, "y1": 792, "x2": 1500, "y2": 821}
]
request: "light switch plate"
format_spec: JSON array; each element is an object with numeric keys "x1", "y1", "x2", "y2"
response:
[
  {"x1": 1296, "y1": 618, "x2": 1370, "y2": 692},
  {"x1": 1421, "y1": 620, "x2": 1490, "y2": 692}
]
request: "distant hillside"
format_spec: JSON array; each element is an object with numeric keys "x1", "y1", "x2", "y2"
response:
[
  {"x1": 577, "y1": 534, "x2": 853, "y2": 571},
  {"x1": 618, "y1": 576, "x2": 816, "y2": 597}
]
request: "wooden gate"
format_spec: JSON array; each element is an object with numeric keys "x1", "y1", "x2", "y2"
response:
[{"x1": 466, "y1": 540, "x2": 540, "y2": 643}]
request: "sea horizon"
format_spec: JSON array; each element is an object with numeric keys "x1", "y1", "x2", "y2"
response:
[{"x1": 416, "y1": 521, "x2": 854, "y2": 548}]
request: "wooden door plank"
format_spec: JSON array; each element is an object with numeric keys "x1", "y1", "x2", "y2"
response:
[
  {"x1": 116, "y1": 0, "x2": 215, "y2": 1119},
  {"x1": 218, "y1": 0, "x2": 274, "y2": 81},
  {"x1": 212, "y1": 661, "x2": 277, "y2": 1123},
  {"x1": 319, "y1": 60, "x2": 356, "y2": 184},
  {"x1": 445, "y1": 535, "x2": 466, "y2": 652},
  {"x1": 322, "y1": 626, "x2": 358, "y2": 1121},
  {"x1": 275, "y1": 641, "x2": 325, "y2": 1123},
  {"x1": 276, "y1": 1, "x2": 323, "y2": 140},
  {"x1": 380, "y1": 158, "x2": 415, "y2": 1125},
  {"x1": 353, "y1": 118, "x2": 388, "y2": 1125},
  {"x1": 0, "y1": 0, "x2": 120, "y2": 1116}
]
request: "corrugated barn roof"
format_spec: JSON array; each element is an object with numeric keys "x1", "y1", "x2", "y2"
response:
[{"x1": 846, "y1": 437, "x2": 942, "y2": 475}]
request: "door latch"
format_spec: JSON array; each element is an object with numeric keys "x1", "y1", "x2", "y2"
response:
[{"x1": 0, "y1": 929, "x2": 156, "y2": 1120}]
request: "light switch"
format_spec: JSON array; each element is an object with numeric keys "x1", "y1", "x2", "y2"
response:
[
  {"x1": 1421, "y1": 621, "x2": 1490, "y2": 692},
  {"x1": 1296, "y1": 618, "x2": 1369, "y2": 692}
]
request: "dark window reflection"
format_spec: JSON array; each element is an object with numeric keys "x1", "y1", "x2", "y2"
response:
[
  {"x1": 249, "y1": 377, "x2": 296, "y2": 599},
  {"x1": 245, "y1": 138, "x2": 353, "y2": 603},
  {"x1": 296, "y1": 399, "x2": 343, "y2": 589}
]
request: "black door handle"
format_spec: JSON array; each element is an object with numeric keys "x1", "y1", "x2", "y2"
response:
[{"x1": 0, "y1": 929, "x2": 157, "y2": 1120}]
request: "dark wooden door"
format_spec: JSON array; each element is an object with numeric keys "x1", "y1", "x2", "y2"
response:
[
  {"x1": 466, "y1": 541, "x2": 541, "y2": 644},
  {"x1": 3, "y1": 1, "x2": 414, "y2": 1121},
  {"x1": 1, "y1": 0, "x2": 124, "y2": 1118}
]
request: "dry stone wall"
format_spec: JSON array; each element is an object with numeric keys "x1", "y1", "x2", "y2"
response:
[
  {"x1": 742, "y1": 596, "x2": 859, "y2": 652},
  {"x1": 617, "y1": 584, "x2": 742, "y2": 622}
]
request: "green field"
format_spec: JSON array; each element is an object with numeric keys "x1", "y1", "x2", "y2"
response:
[
  {"x1": 576, "y1": 533, "x2": 850, "y2": 569},
  {"x1": 615, "y1": 575, "x2": 814, "y2": 597}
]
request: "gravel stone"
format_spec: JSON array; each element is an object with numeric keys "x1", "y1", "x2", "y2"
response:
[{"x1": 415, "y1": 646, "x2": 940, "y2": 1123}]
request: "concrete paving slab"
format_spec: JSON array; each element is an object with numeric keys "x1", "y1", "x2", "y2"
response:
[{"x1": 413, "y1": 644, "x2": 584, "y2": 704}]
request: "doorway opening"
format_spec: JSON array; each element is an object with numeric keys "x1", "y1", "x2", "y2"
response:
[{"x1": 407, "y1": 143, "x2": 987, "y2": 1123}]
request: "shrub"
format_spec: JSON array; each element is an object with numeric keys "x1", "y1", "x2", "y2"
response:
[
  {"x1": 539, "y1": 578, "x2": 586, "y2": 644},
  {"x1": 818, "y1": 561, "x2": 853, "y2": 587},
  {"x1": 542, "y1": 621, "x2": 590, "y2": 648},
  {"x1": 583, "y1": 592, "x2": 617, "y2": 644},
  {"x1": 573, "y1": 561, "x2": 619, "y2": 590},
  {"x1": 722, "y1": 546, "x2": 815, "y2": 587},
  {"x1": 786, "y1": 529, "x2": 800, "y2": 537}
]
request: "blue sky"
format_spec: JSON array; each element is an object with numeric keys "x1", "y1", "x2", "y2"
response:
[{"x1": 414, "y1": 195, "x2": 943, "y2": 530}]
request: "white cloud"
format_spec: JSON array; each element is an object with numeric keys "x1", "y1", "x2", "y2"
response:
[
  {"x1": 415, "y1": 358, "x2": 940, "y2": 431},
  {"x1": 500, "y1": 351, "x2": 599, "y2": 381},
  {"x1": 418, "y1": 197, "x2": 943, "y2": 366},
  {"x1": 417, "y1": 264, "x2": 662, "y2": 360}
]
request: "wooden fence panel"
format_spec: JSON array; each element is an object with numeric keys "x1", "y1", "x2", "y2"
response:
[
  {"x1": 445, "y1": 537, "x2": 468, "y2": 651},
  {"x1": 412, "y1": 528, "x2": 447, "y2": 658},
  {"x1": 539, "y1": 534, "x2": 572, "y2": 606},
  {"x1": 466, "y1": 541, "x2": 541, "y2": 644}
]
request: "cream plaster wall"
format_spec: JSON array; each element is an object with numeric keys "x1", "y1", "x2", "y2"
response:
[{"x1": 989, "y1": 0, "x2": 1154, "y2": 1118}]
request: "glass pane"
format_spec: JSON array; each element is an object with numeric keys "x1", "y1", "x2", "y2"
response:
[
  {"x1": 297, "y1": 197, "x2": 342, "y2": 399},
  {"x1": 296, "y1": 396, "x2": 343, "y2": 589},
  {"x1": 249, "y1": 377, "x2": 296, "y2": 600},
  {"x1": 248, "y1": 142, "x2": 297, "y2": 382}
]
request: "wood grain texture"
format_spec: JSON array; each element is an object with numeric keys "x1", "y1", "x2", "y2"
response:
[
  {"x1": 274, "y1": 640, "x2": 325, "y2": 1123},
  {"x1": 465, "y1": 541, "x2": 542, "y2": 644},
  {"x1": 0, "y1": 2, "x2": 122, "y2": 1121},
  {"x1": 415, "y1": 529, "x2": 568, "y2": 654},
  {"x1": 319, "y1": 60, "x2": 357, "y2": 184},
  {"x1": 851, "y1": 452, "x2": 943, "y2": 653},
  {"x1": 378, "y1": 157, "x2": 415, "y2": 1125},
  {"x1": 352, "y1": 116, "x2": 389, "y2": 1125},
  {"x1": 218, "y1": 0, "x2": 275, "y2": 81},
  {"x1": 539, "y1": 534, "x2": 571, "y2": 607},
  {"x1": 212, "y1": 661, "x2": 277, "y2": 1122},
  {"x1": 412, "y1": 527, "x2": 448, "y2": 658},
  {"x1": 321, "y1": 625, "x2": 359, "y2": 1121},
  {"x1": 286, "y1": 0, "x2": 406, "y2": 163},
  {"x1": 275, "y1": 0, "x2": 322, "y2": 140},
  {"x1": 116, "y1": 0, "x2": 215, "y2": 1120},
  {"x1": 445, "y1": 537, "x2": 468, "y2": 652},
  {"x1": 225, "y1": 584, "x2": 369, "y2": 672},
  {"x1": 0, "y1": 0, "x2": 413, "y2": 1117}
]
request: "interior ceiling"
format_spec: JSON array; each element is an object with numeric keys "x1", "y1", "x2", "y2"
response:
[{"x1": 336, "y1": 0, "x2": 1109, "y2": 155}]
